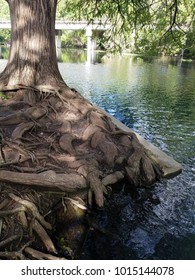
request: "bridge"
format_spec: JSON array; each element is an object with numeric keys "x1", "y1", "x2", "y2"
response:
[
  {"x1": 0, "y1": 19, "x2": 111, "y2": 31},
  {"x1": 0, "y1": 19, "x2": 111, "y2": 62}
]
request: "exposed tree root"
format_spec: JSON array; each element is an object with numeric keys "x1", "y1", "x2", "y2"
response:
[
  {"x1": 0, "y1": 171, "x2": 87, "y2": 193},
  {"x1": 24, "y1": 247, "x2": 66, "y2": 260},
  {"x1": 0, "y1": 84, "x2": 163, "y2": 259},
  {"x1": 8, "y1": 193, "x2": 52, "y2": 230},
  {"x1": 32, "y1": 220, "x2": 57, "y2": 253}
]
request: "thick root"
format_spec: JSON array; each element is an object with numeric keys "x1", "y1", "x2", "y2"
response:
[
  {"x1": 32, "y1": 220, "x2": 57, "y2": 253},
  {"x1": 0, "y1": 170, "x2": 87, "y2": 193}
]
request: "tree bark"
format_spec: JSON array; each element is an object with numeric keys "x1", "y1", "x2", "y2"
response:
[{"x1": 0, "y1": 0, "x2": 65, "y2": 87}]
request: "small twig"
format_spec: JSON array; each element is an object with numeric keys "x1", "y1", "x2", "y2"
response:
[
  {"x1": 20, "y1": 238, "x2": 35, "y2": 252},
  {"x1": 0, "y1": 251, "x2": 25, "y2": 259},
  {"x1": 0, "y1": 234, "x2": 20, "y2": 248},
  {"x1": 0, "y1": 219, "x2": 2, "y2": 236},
  {"x1": 0, "y1": 238, "x2": 34, "y2": 260}
]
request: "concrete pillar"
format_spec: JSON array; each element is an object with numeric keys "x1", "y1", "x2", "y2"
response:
[
  {"x1": 56, "y1": 46, "x2": 62, "y2": 62},
  {"x1": 86, "y1": 26, "x2": 92, "y2": 63},
  {"x1": 55, "y1": 30, "x2": 62, "y2": 49}
]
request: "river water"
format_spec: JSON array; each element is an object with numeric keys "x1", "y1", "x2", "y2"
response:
[{"x1": 0, "y1": 50, "x2": 195, "y2": 259}]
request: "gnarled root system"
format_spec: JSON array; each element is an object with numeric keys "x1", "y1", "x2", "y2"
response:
[{"x1": 0, "y1": 85, "x2": 161, "y2": 259}]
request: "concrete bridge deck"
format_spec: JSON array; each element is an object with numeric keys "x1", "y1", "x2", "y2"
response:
[
  {"x1": 0, "y1": 19, "x2": 111, "y2": 31},
  {"x1": 0, "y1": 19, "x2": 111, "y2": 62}
]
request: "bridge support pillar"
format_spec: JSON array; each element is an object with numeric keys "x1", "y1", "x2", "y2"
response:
[
  {"x1": 86, "y1": 26, "x2": 93, "y2": 63},
  {"x1": 55, "y1": 30, "x2": 62, "y2": 49}
]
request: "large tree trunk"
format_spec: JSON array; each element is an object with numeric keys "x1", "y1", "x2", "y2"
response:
[{"x1": 0, "y1": 0, "x2": 64, "y2": 86}]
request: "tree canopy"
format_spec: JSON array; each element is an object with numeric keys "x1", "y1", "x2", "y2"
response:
[{"x1": 56, "y1": 0, "x2": 195, "y2": 55}]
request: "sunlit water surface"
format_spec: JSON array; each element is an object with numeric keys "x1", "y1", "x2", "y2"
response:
[{"x1": 0, "y1": 51, "x2": 194, "y2": 259}]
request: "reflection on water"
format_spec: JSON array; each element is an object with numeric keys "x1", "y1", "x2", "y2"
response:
[
  {"x1": 0, "y1": 50, "x2": 195, "y2": 259},
  {"x1": 56, "y1": 48, "x2": 88, "y2": 63},
  {"x1": 57, "y1": 48, "x2": 105, "y2": 64},
  {"x1": 0, "y1": 45, "x2": 105, "y2": 64}
]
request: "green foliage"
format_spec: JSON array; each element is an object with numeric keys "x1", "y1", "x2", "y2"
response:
[
  {"x1": 57, "y1": 0, "x2": 146, "y2": 50},
  {"x1": 0, "y1": 0, "x2": 10, "y2": 45},
  {"x1": 135, "y1": 0, "x2": 195, "y2": 56},
  {"x1": 56, "y1": 0, "x2": 195, "y2": 55},
  {"x1": 56, "y1": 0, "x2": 75, "y2": 19},
  {"x1": 0, "y1": 30, "x2": 10, "y2": 44},
  {"x1": 61, "y1": 30, "x2": 87, "y2": 48},
  {"x1": 0, "y1": 0, "x2": 9, "y2": 19}
]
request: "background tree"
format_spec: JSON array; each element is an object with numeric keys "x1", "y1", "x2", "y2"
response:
[
  {"x1": 60, "y1": 0, "x2": 195, "y2": 55},
  {"x1": 0, "y1": 0, "x2": 10, "y2": 46},
  {"x1": 0, "y1": 0, "x2": 9, "y2": 19}
]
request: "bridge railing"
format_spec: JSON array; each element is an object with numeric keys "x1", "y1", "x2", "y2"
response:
[{"x1": 0, "y1": 19, "x2": 111, "y2": 30}]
